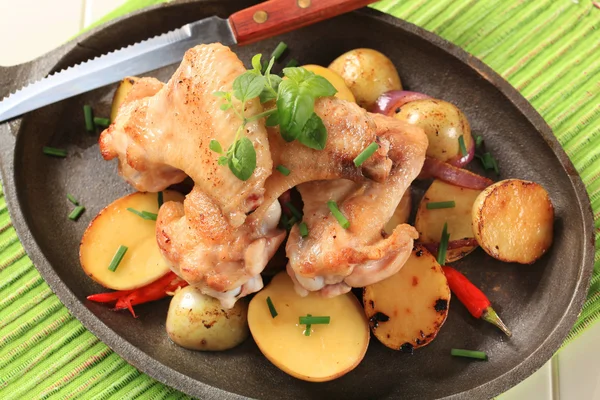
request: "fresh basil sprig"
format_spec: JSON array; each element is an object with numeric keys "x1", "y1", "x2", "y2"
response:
[{"x1": 212, "y1": 54, "x2": 337, "y2": 180}]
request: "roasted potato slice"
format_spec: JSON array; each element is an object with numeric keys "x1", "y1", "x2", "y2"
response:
[
  {"x1": 384, "y1": 187, "x2": 412, "y2": 235},
  {"x1": 415, "y1": 180, "x2": 481, "y2": 262},
  {"x1": 472, "y1": 179, "x2": 554, "y2": 264},
  {"x1": 80, "y1": 190, "x2": 184, "y2": 290},
  {"x1": 248, "y1": 272, "x2": 369, "y2": 382},
  {"x1": 363, "y1": 246, "x2": 450, "y2": 351},
  {"x1": 110, "y1": 76, "x2": 139, "y2": 122},
  {"x1": 328, "y1": 48, "x2": 401, "y2": 109}
]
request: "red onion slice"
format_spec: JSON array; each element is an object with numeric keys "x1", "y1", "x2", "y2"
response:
[
  {"x1": 419, "y1": 157, "x2": 493, "y2": 190},
  {"x1": 371, "y1": 90, "x2": 432, "y2": 116},
  {"x1": 447, "y1": 138, "x2": 475, "y2": 167},
  {"x1": 422, "y1": 238, "x2": 479, "y2": 255}
]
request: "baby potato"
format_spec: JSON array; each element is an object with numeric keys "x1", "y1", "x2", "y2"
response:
[
  {"x1": 301, "y1": 65, "x2": 355, "y2": 103},
  {"x1": 166, "y1": 286, "x2": 249, "y2": 351},
  {"x1": 248, "y1": 272, "x2": 369, "y2": 382},
  {"x1": 393, "y1": 99, "x2": 473, "y2": 163},
  {"x1": 110, "y1": 77, "x2": 138, "y2": 122},
  {"x1": 472, "y1": 179, "x2": 554, "y2": 264},
  {"x1": 80, "y1": 190, "x2": 184, "y2": 291},
  {"x1": 328, "y1": 48, "x2": 402, "y2": 109}
]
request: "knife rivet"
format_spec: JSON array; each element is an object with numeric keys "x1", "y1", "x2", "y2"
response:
[
  {"x1": 297, "y1": 0, "x2": 311, "y2": 8},
  {"x1": 253, "y1": 10, "x2": 268, "y2": 24}
]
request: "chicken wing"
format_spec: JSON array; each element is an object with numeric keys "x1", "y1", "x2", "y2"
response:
[
  {"x1": 100, "y1": 43, "x2": 272, "y2": 227},
  {"x1": 286, "y1": 115, "x2": 428, "y2": 296}
]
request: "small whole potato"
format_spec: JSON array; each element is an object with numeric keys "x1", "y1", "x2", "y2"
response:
[
  {"x1": 328, "y1": 48, "x2": 402, "y2": 109},
  {"x1": 166, "y1": 286, "x2": 249, "y2": 351},
  {"x1": 393, "y1": 99, "x2": 473, "y2": 163}
]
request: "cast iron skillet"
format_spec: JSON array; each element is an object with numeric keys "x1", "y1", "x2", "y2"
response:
[{"x1": 0, "y1": 1, "x2": 594, "y2": 399}]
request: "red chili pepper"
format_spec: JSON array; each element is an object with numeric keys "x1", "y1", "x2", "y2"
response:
[
  {"x1": 442, "y1": 266, "x2": 512, "y2": 337},
  {"x1": 87, "y1": 272, "x2": 188, "y2": 318}
]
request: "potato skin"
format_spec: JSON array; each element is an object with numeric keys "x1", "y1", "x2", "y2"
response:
[
  {"x1": 166, "y1": 286, "x2": 249, "y2": 351},
  {"x1": 110, "y1": 77, "x2": 138, "y2": 122},
  {"x1": 328, "y1": 48, "x2": 401, "y2": 109},
  {"x1": 393, "y1": 99, "x2": 473, "y2": 163},
  {"x1": 472, "y1": 179, "x2": 554, "y2": 264}
]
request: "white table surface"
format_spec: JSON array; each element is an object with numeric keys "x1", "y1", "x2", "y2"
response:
[{"x1": 0, "y1": 0, "x2": 599, "y2": 398}]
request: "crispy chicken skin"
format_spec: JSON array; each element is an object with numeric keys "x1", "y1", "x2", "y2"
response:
[
  {"x1": 100, "y1": 43, "x2": 272, "y2": 227},
  {"x1": 286, "y1": 116, "x2": 428, "y2": 296}
]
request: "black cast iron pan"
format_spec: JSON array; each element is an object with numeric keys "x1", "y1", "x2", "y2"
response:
[{"x1": 0, "y1": 1, "x2": 594, "y2": 399}]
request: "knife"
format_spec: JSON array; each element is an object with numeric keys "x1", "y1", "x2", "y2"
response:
[{"x1": 0, "y1": 0, "x2": 376, "y2": 124}]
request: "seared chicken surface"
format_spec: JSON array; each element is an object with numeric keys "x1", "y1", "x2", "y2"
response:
[
  {"x1": 102, "y1": 43, "x2": 427, "y2": 308},
  {"x1": 286, "y1": 116, "x2": 428, "y2": 297}
]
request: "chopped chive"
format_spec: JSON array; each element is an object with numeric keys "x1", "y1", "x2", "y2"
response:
[
  {"x1": 66, "y1": 193, "x2": 79, "y2": 205},
  {"x1": 276, "y1": 165, "x2": 291, "y2": 176},
  {"x1": 287, "y1": 216, "x2": 298, "y2": 230},
  {"x1": 285, "y1": 202, "x2": 303, "y2": 221},
  {"x1": 327, "y1": 200, "x2": 350, "y2": 229},
  {"x1": 43, "y1": 146, "x2": 67, "y2": 157},
  {"x1": 285, "y1": 59, "x2": 298, "y2": 68},
  {"x1": 437, "y1": 222, "x2": 449, "y2": 265},
  {"x1": 93, "y1": 117, "x2": 110, "y2": 127},
  {"x1": 426, "y1": 201, "x2": 456, "y2": 210},
  {"x1": 266, "y1": 296, "x2": 278, "y2": 318},
  {"x1": 304, "y1": 313, "x2": 312, "y2": 336},
  {"x1": 451, "y1": 348, "x2": 488, "y2": 360},
  {"x1": 84, "y1": 105, "x2": 95, "y2": 132},
  {"x1": 353, "y1": 142, "x2": 379, "y2": 167},
  {"x1": 68, "y1": 205, "x2": 85, "y2": 221},
  {"x1": 157, "y1": 191, "x2": 164, "y2": 208},
  {"x1": 127, "y1": 208, "x2": 157, "y2": 221},
  {"x1": 458, "y1": 135, "x2": 468, "y2": 157},
  {"x1": 475, "y1": 135, "x2": 484, "y2": 148},
  {"x1": 299, "y1": 222, "x2": 309, "y2": 237},
  {"x1": 279, "y1": 213, "x2": 290, "y2": 230},
  {"x1": 489, "y1": 154, "x2": 500, "y2": 175},
  {"x1": 271, "y1": 41, "x2": 288, "y2": 61},
  {"x1": 299, "y1": 315, "x2": 330, "y2": 325},
  {"x1": 108, "y1": 245, "x2": 128, "y2": 272},
  {"x1": 476, "y1": 153, "x2": 491, "y2": 170}
]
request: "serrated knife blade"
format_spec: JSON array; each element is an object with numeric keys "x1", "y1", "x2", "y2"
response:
[{"x1": 0, "y1": 0, "x2": 378, "y2": 124}]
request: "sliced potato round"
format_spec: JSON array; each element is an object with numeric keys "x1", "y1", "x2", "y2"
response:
[
  {"x1": 363, "y1": 246, "x2": 450, "y2": 351},
  {"x1": 328, "y1": 48, "x2": 401, "y2": 109},
  {"x1": 384, "y1": 187, "x2": 412, "y2": 235},
  {"x1": 80, "y1": 190, "x2": 184, "y2": 290},
  {"x1": 415, "y1": 180, "x2": 482, "y2": 262},
  {"x1": 110, "y1": 76, "x2": 139, "y2": 122},
  {"x1": 472, "y1": 179, "x2": 554, "y2": 264},
  {"x1": 301, "y1": 64, "x2": 356, "y2": 103},
  {"x1": 248, "y1": 272, "x2": 369, "y2": 382},
  {"x1": 167, "y1": 286, "x2": 249, "y2": 351}
]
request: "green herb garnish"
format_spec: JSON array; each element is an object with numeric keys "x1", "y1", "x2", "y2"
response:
[
  {"x1": 299, "y1": 315, "x2": 330, "y2": 325},
  {"x1": 299, "y1": 222, "x2": 309, "y2": 238},
  {"x1": 353, "y1": 142, "x2": 379, "y2": 167},
  {"x1": 304, "y1": 313, "x2": 312, "y2": 336},
  {"x1": 475, "y1": 135, "x2": 483, "y2": 148},
  {"x1": 93, "y1": 117, "x2": 110, "y2": 128},
  {"x1": 327, "y1": 200, "x2": 350, "y2": 229},
  {"x1": 83, "y1": 105, "x2": 94, "y2": 132},
  {"x1": 43, "y1": 146, "x2": 67, "y2": 157},
  {"x1": 451, "y1": 348, "x2": 488, "y2": 360},
  {"x1": 426, "y1": 201, "x2": 456, "y2": 210},
  {"x1": 108, "y1": 245, "x2": 128, "y2": 272},
  {"x1": 276, "y1": 165, "x2": 291, "y2": 176},
  {"x1": 266, "y1": 296, "x2": 278, "y2": 318},
  {"x1": 285, "y1": 59, "x2": 298, "y2": 68},
  {"x1": 66, "y1": 193, "x2": 79, "y2": 205},
  {"x1": 437, "y1": 222, "x2": 449, "y2": 265},
  {"x1": 458, "y1": 135, "x2": 468, "y2": 157},
  {"x1": 270, "y1": 41, "x2": 288, "y2": 61},
  {"x1": 157, "y1": 191, "x2": 164, "y2": 208},
  {"x1": 285, "y1": 202, "x2": 303, "y2": 221},
  {"x1": 127, "y1": 208, "x2": 158, "y2": 221},
  {"x1": 68, "y1": 205, "x2": 85, "y2": 221}
]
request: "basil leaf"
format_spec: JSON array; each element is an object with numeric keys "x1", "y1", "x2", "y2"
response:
[
  {"x1": 264, "y1": 56, "x2": 275, "y2": 76},
  {"x1": 277, "y1": 79, "x2": 315, "y2": 140},
  {"x1": 220, "y1": 103, "x2": 231, "y2": 111},
  {"x1": 266, "y1": 112, "x2": 279, "y2": 127},
  {"x1": 218, "y1": 156, "x2": 228, "y2": 166},
  {"x1": 259, "y1": 75, "x2": 282, "y2": 103},
  {"x1": 251, "y1": 54, "x2": 263, "y2": 73},
  {"x1": 297, "y1": 113, "x2": 327, "y2": 150},
  {"x1": 233, "y1": 72, "x2": 266, "y2": 102},
  {"x1": 303, "y1": 75, "x2": 337, "y2": 98},
  {"x1": 209, "y1": 139, "x2": 223, "y2": 154},
  {"x1": 213, "y1": 91, "x2": 228, "y2": 98},
  {"x1": 283, "y1": 67, "x2": 314, "y2": 83},
  {"x1": 228, "y1": 137, "x2": 256, "y2": 181}
]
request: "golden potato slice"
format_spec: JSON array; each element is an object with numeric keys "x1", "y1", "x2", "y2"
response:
[
  {"x1": 110, "y1": 76, "x2": 139, "y2": 122},
  {"x1": 248, "y1": 272, "x2": 369, "y2": 382},
  {"x1": 415, "y1": 180, "x2": 481, "y2": 262},
  {"x1": 384, "y1": 187, "x2": 412, "y2": 234},
  {"x1": 328, "y1": 48, "x2": 402, "y2": 109},
  {"x1": 472, "y1": 179, "x2": 554, "y2": 264},
  {"x1": 363, "y1": 246, "x2": 450, "y2": 351},
  {"x1": 301, "y1": 64, "x2": 356, "y2": 103},
  {"x1": 80, "y1": 190, "x2": 184, "y2": 290}
]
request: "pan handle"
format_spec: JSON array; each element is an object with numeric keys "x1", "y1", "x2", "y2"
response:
[{"x1": 229, "y1": 0, "x2": 378, "y2": 46}]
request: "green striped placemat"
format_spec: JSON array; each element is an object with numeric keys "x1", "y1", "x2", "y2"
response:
[{"x1": 0, "y1": 0, "x2": 598, "y2": 398}]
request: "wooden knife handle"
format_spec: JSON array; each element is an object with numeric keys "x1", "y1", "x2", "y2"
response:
[{"x1": 229, "y1": 0, "x2": 377, "y2": 46}]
